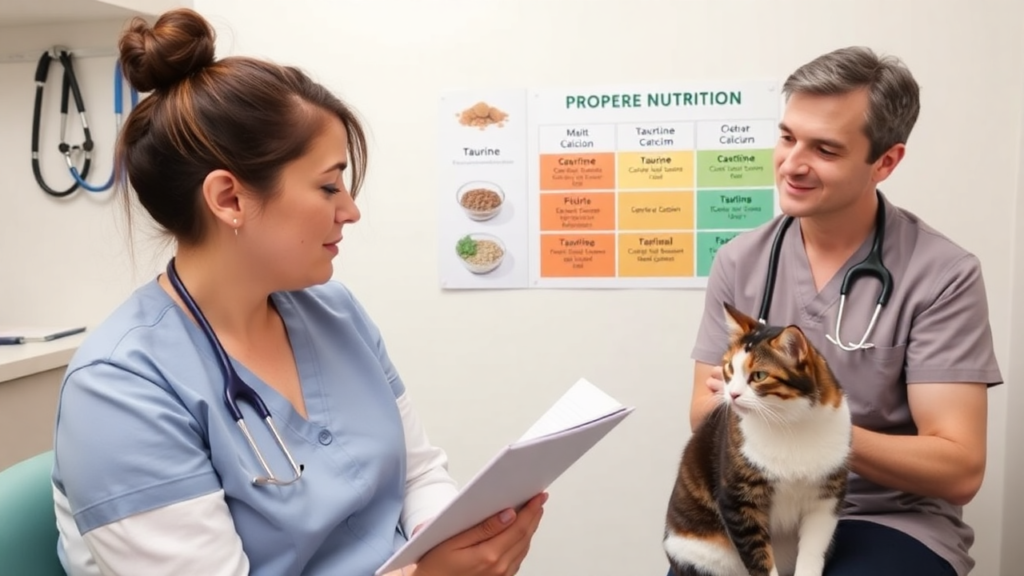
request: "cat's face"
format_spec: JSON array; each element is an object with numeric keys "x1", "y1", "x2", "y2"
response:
[{"x1": 719, "y1": 303, "x2": 840, "y2": 420}]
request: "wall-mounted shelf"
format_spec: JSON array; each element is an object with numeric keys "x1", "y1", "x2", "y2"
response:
[
  {"x1": 0, "y1": 0, "x2": 190, "y2": 29},
  {"x1": 0, "y1": 0, "x2": 193, "y2": 63}
]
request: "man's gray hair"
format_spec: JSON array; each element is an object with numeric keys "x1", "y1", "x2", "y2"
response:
[{"x1": 782, "y1": 46, "x2": 920, "y2": 163}]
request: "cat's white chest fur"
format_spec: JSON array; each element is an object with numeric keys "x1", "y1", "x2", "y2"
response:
[
  {"x1": 738, "y1": 396, "x2": 852, "y2": 483},
  {"x1": 770, "y1": 478, "x2": 820, "y2": 531},
  {"x1": 738, "y1": 396, "x2": 852, "y2": 576}
]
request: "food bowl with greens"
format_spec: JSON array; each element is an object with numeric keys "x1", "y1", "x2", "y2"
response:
[{"x1": 455, "y1": 233, "x2": 505, "y2": 274}]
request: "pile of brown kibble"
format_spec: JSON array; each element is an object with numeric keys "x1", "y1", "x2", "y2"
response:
[
  {"x1": 457, "y1": 101, "x2": 508, "y2": 129},
  {"x1": 460, "y1": 188, "x2": 502, "y2": 211}
]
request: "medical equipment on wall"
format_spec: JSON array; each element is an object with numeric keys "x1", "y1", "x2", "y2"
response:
[
  {"x1": 32, "y1": 49, "x2": 92, "y2": 198},
  {"x1": 758, "y1": 190, "x2": 893, "y2": 352},
  {"x1": 67, "y1": 61, "x2": 138, "y2": 192},
  {"x1": 30, "y1": 48, "x2": 138, "y2": 197},
  {"x1": 166, "y1": 258, "x2": 306, "y2": 487}
]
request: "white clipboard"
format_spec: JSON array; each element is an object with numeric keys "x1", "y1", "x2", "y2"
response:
[{"x1": 376, "y1": 378, "x2": 634, "y2": 575}]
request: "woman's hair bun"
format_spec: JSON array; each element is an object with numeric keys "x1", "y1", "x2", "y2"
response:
[{"x1": 119, "y1": 8, "x2": 216, "y2": 93}]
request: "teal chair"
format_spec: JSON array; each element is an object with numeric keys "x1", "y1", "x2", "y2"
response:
[{"x1": 0, "y1": 451, "x2": 67, "y2": 576}]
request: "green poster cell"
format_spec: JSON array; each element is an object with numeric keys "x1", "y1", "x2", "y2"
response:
[
  {"x1": 696, "y1": 149, "x2": 774, "y2": 188},
  {"x1": 697, "y1": 231, "x2": 743, "y2": 277},
  {"x1": 696, "y1": 188, "x2": 775, "y2": 230}
]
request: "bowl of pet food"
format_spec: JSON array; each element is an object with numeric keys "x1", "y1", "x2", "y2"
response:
[
  {"x1": 455, "y1": 233, "x2": 506, "y2": 274},
  {"x1": 456, "y1": 181, "x2": 505, "y2": 221}
]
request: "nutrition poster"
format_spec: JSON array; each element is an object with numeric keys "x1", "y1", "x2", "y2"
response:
[{"x1": 437, "y1": 81, "x2": 781, "y2": 289}]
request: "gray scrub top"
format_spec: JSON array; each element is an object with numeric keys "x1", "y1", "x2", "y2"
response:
[{"x1": 692, "y1": 191, "x2": 1002, "y2": 576}]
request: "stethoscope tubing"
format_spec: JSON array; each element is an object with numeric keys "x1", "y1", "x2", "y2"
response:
[
  {"x1": 758, "y1": 191, "x2": 892, "y2": 350},
  {"x1": 31, "y1": 50, "x2": 92, "y2": 198},
  {"x1": 67, "y1": 61, "x2": 139, "y2": 192},
  {"x1": 165, "y1": 258, "x2": 269, "y2": 422},
  {"x1": 164, "y1": 258, "x2": 304, "y2": 486}
]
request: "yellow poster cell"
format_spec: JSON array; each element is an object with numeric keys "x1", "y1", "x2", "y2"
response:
[
  {"x1": 617, "y1": 233, "x2": 694, "y2": 277},
  {"x1": 616, "y1": 151, "x2": 694, "y2": 190},
  {"x1": 618, "y1": 191, "x2": 694, "y2": 231}
]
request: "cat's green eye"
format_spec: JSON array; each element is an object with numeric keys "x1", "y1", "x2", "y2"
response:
[{"x1": 749, "y1": 371, "x2": 768, "y2": 382}]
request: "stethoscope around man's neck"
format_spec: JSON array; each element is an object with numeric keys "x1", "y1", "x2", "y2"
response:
[{"x1": 758, "y1": 190, "x2": 894, "y2": 351}]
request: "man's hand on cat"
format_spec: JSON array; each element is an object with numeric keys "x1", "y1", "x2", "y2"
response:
[{"x1": 706, "y1": 366, "x2": 725, "y2": 395}]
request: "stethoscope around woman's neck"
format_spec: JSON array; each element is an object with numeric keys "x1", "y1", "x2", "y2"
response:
[
  {"x1": 165, "y1": 258, "x2": 305, "y2": 487},
  {"x1": 758, "y1": 190, "x2": 894, "y2": 352}
]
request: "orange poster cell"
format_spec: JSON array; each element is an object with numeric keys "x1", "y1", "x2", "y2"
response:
[
  {"x1": 540, "y1": 192, "x2": 616, "y2": 232},
  {"x1": 540, "y1": 233, "x2": 616, "y2": 277},
  {"x1": 618, "y1": 233, "x2": 694, "y2": 277},
  {"x1": 539, "y1": 153, "x2": 616, "y2": 191}
]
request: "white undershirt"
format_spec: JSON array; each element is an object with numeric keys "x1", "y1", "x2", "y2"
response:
[{"x1": 53, "y1": 391, "x2": 459, "y2": 576}]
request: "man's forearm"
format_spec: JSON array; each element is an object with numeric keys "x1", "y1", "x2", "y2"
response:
[{"x1": 849, "y1": 425, "x2": 984, "y2": 506}]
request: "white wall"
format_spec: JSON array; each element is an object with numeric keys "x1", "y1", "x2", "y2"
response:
[
  {"x1": 2, "y1": 1, "x2": 1021, "y2": 575},
  {"x1": 0, "y1": 16, "x2": 170, "y2": 328},
  {"x1": 1001, "y1": 23, "x2": 1024, "y2": 569}
]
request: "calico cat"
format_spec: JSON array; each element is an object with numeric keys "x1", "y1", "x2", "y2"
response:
[{"x1": 663, "y1": 303, "x2": 852, "y2": 576}]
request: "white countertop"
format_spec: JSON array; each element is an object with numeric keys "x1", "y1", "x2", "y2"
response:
[{"x1": 0, "y1": 332, "x2": 87, "y2": 383}]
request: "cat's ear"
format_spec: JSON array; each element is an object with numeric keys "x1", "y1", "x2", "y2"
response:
[
  {"x1": 772, "y1": 325, "x2": 810, "y2": 364},
  {"x1": 723, "y1": 302, "x2": 759, "y2": 338}
]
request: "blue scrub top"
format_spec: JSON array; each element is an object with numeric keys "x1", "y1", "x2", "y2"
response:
[{"x1": 52, "y1": 279, "x2": 409, "y2": 575}]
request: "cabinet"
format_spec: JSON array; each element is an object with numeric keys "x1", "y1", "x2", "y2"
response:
[{"x1": 0, "y1": 336, "x2": 85, "y2": 470}]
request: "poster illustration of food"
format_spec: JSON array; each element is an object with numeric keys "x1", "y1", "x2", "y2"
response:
[
  {"x1": 438, "y1": 90, "x2": 531, "y2": 289},
  {"x1": 438, "y1": 81, "x2": 781, "y2": 290}
]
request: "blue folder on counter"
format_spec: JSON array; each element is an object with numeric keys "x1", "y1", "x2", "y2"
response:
[{"x1": 0, "y1": 326, "x2": 86, "y2": 345}]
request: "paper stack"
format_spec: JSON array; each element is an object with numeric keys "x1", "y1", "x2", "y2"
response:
[{"x1": 376, "y1": 378, "x2": 633, "y2": 575}]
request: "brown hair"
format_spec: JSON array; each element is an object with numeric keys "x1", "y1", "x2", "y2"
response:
[
  {"x1": 782, "y1": 46, "x2": 920, "y2": 163},
  {"x1": 115, "y1": 8, "x2": 368, "y2": 245}
]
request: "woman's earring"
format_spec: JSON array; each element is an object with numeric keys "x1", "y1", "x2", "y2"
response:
[{"x1": 233, "y1": 218, "x2": 239, "y2": 237}]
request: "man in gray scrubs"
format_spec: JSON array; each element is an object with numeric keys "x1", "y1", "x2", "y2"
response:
[{"x1": 687, "y1": 47, "x2": 1002, "y2": 575}]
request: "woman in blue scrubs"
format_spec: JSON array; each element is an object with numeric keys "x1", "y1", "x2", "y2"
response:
[{"x1": 50, "y1": 7, "x2": 546, "y2": 576}]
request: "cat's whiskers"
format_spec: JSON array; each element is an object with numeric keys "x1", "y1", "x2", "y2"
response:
[
  {"x1": 752, "y1": 400, "x2": 796, "y2": 439},
  {"x1": 709, "y1": 390, "x2": 736, "y2": 417},
  {"x1": 751, "y1": 402, "x2": 780, "y2": 435}
]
